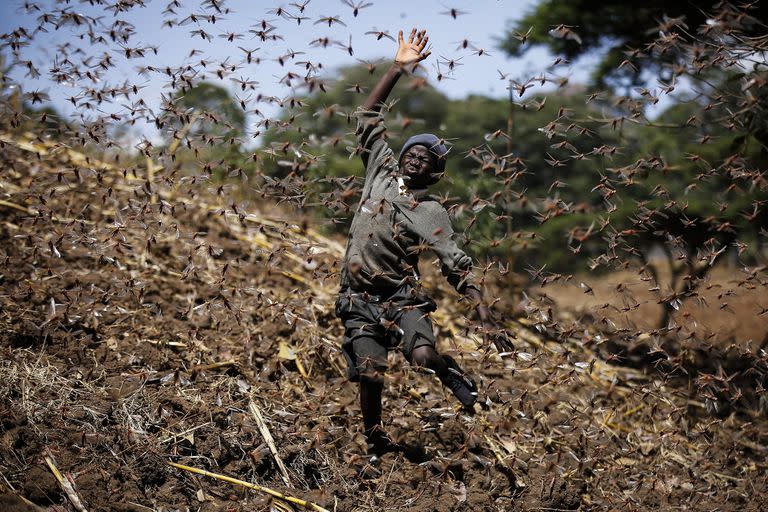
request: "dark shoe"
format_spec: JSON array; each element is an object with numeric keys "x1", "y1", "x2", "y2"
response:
[
  {"x1": 441, "y1": 355, "x2": 478, "y2": 408},
  {"x1": 365, "y1": 428, "x2": 402, "y2": 460}
]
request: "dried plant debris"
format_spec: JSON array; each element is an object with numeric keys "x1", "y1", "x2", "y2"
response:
[{"x1": 1, "y1": 0, "x2": 767, "y2": 510}]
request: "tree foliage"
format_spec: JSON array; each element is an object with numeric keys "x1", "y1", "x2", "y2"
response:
[
  {"x1": 498, "y1": 0, "x2": 768, "y2": 89},
  {"x1": 171, "y1": 81, "x2": 245, "y2": 139},
  {"x1": 161, "y1": 81, "x2": 247, "y2": 173}
]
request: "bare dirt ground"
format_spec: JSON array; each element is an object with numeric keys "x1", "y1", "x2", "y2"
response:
[
  {"x1": 1, "y1": 135, "x2": 767, "y2": 511},
  {"x1": 534, "y1": 266, "x2": 768, "y2": 346}
]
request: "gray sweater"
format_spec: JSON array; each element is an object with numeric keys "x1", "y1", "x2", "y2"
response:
[{"x1": 340, "y1": 109, "x2": 475, "y2": 295}]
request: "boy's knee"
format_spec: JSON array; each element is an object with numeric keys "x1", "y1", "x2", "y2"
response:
[
  {"x1": 410, "y1": 345, "x2": 438, "y2": 368},
  {"x1": 359, "y1": 370, "x2": 384, "y2": 387}
]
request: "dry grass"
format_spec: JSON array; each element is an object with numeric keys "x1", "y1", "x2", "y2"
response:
[{"x1": 1, "y1": 134, "x2": 767, "y2": 510}]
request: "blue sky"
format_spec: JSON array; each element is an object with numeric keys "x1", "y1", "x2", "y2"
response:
[{"x1": 0, "y1": 0, "x2": 599, "y2": 143}]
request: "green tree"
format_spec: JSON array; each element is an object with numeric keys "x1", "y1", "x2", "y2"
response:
[
  {"x1": 172, "y1": 81, "x2": 245, "y2": 139},
  {"x1": 498, "y1": 2, "x2": 767, "y2": 329},
  {"x1": 162, "y1": 81, "x2": 246, "y2": 171},
  {"x1": 498, "y1": 0, "x2": 768, "y2": 89}
]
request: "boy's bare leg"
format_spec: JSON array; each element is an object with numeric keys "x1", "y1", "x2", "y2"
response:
[
  {"x1": 410, "y1": 346, "x2": 477, "y2": 408},
  {"x1": 359, "y1": 374, "x2": 383, "y2": 437},
  {"x1": 359, "y1": 372, "x2": 401, "y2": 460},
  {"x1": 410, "y1": 345, "x2": 449, "y2": 377}
]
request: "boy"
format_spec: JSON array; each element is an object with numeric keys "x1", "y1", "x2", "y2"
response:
[{"x1": 335, "y1": 28, "x2": 512, "y2": 460}]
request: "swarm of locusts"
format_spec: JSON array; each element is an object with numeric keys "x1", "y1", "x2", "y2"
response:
[{"x1": 0, "y1": 1, "x2": 766, "y2": 510}]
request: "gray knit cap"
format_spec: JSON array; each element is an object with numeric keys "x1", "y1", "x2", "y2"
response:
[{"x1": 398, "y1": 133, "x2": 448, "y2": 174}]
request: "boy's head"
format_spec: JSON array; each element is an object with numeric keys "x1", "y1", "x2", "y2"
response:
[{"x1": 398, "y1": 134, "x2": 447, "y2": 188}]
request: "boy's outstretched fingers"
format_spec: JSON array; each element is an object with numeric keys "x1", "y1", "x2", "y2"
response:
[{"x1": 395, "y1": 27, "x2": 432, "y2": 66}]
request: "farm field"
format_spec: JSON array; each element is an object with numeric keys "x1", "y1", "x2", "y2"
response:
[
  {"x1": 1, "y1": 136, "x2": 766, "y2": 511},
  {"x1": 2, "y1": 0, "x2": 768, "y2": 509}
]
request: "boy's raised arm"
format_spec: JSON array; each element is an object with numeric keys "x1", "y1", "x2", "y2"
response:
[
  {"x1": 361, "y1": 28, "x2": 431, "y2": 113},
  {"x1": 355, "y1": 29, "x2": 430, "y2": 168}
]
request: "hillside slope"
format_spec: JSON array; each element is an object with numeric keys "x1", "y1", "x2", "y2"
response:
[{"x1": 1, "y1": 133, "x2": 766, "y2": 511}]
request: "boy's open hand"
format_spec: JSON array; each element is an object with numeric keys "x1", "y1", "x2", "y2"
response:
[{"x1": 395, "y1": 28, "x2": 431, "y2": 66}]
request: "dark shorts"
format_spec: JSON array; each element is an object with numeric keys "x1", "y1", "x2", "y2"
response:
[{"x1": 335, "y1": 285, "x2": 437, "y2": 382}]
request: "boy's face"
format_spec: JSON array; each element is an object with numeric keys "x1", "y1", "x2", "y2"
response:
[{"x1": 400, "y1": 145, "x2": 436, "y2": 188}]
